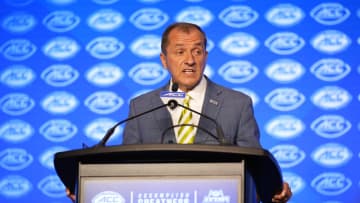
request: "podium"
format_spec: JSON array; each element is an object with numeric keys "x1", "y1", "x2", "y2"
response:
[{"x1": 54, "y1": 144, "x2": 283, "y2": 203}]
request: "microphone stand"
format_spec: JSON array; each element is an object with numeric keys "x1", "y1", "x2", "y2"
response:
[
  {"x1": 174, "y1": 102, "x2": 228, "y2": 145},
  {"x1": 94, "y1": 103, "x2": 169, "y2": 148}
]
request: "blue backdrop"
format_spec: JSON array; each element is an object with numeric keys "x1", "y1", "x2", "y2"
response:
[{"x1": 1, "y1": 0, "x2": 359, "y2": 202}]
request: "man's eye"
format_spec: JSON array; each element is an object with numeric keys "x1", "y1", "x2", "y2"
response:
[{"x1": 193, "y1": 50, "x2": 203, "y2": 55}]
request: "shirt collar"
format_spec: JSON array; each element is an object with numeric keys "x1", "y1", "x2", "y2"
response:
[{"x1": 169, "y1": 76, "x2": 207, "y2": 100}]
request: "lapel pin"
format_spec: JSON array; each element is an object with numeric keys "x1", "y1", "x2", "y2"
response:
[{"x1": 209, "y1": 99, "x2": 218, "y2": 106}]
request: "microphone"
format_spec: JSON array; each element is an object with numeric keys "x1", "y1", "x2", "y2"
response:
[
  {"x1": 171, "y1": 82, "x2": 178, "y2": 92},
  {"x1": 164, "y1": 99, "x2": 228, "y2": 145},
  {"x1": 95, "y1": 82, "x2": 180, "y2": 147}
]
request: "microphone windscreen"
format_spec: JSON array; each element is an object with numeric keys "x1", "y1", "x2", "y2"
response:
[{"x1": 171, "y1": 83, "x2": 179, "y2": 92}]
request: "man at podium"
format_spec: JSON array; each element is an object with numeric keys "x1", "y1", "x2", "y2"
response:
[
  {"x1": 66, "y1": 22, "x2": 292, "y2": 203},
  {"x1": 122, "y1": 22, "x2": 292, "y2": 203}
]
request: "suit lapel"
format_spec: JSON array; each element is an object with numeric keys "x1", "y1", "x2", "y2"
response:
[
  {"x1": 151, "y1": 84, "x2": 176, "y2": 143},
  {"x1": 197, "y1": 79, "x2": 224, "y2": 143}
]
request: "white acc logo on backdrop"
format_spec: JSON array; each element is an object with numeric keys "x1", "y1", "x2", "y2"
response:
[
  {"x1": 1, "y1": 65, "x2": 36, "y2": 88},
  {"x1": 2, "y1": 12, "x2": 36, "y2": 33},
  {"x1": 1, "y1": 39, "x2": 36, "y2": 61}
]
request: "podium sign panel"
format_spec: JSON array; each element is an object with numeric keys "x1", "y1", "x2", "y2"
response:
[
  {"x1": 79, "y1": 163, "x2": 244, "y2": 203},
  {"x1": 54, "y1": 144, "x2": 282, "y2": 203}
]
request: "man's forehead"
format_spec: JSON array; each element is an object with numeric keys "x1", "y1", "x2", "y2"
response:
[{"x1": 168, "y1": 30, "x2": 205, "y2": 47}]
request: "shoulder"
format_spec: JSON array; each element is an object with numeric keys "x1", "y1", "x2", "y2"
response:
[
  {"x1": 207, "y1": 79, "x2": 252, "y2": 102},
  {"x1": 130, "y1": 85, "x2": 166, "y2": 104}
]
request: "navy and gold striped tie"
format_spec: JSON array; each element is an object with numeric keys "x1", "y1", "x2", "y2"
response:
[{"x1": 177, "y1": 95, "x2": 194, "y2": 144}]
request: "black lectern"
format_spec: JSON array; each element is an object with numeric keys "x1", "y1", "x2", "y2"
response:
[{"x1": 54, "y1": 144, "x2": 283, "y2": 203}]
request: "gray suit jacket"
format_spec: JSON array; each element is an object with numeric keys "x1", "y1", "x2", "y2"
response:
[
  {"x1": 123, "y1": 78, "x2": 261, "y2": 148},
  {"x1": 122, "y1": 78, "x2": 262, "y2": 202}
]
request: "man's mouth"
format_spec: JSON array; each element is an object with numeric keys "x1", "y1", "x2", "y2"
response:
[{"x1": 183, "y1": 69, "x2": 195, "y2": 73}]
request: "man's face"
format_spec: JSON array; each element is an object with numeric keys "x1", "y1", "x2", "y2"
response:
[{"x1": 160, "y1": 28, "x2": 208, "y2": 92}]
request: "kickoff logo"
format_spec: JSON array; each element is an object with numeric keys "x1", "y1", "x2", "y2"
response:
[
  {"x1": 175, "y1": 6, "x2": 213, "y2": 27},
  {"x1": 1, "y1": 65, "x2": 36, "y2": 88},
  {"x1": 86, "y1": 62, "x2": 124, "y2": 87},
  {"x1": 310, "y1": 3, "x2": 350, "y2": 25},
  {"x1": 219, "y1": 32, "x2": 258, "y2": 56},
  {"x1": 43, "y1": 10, "x2": 80, "y2": 32},
  {"x1": 265, "y1": 3, "x2": 304, "y2": 27},
  {"x1": 219, "y1": 5, "x2": 258, "y2": 28},
  {"x1": 2, "y1": 12, "x2": 36, "y2": 33},
  {"x1": 202, "y1": 190, "x2": 230, "y2": 203}
]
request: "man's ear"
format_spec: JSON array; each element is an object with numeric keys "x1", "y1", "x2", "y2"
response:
[{"x1": 160, "y1": 52, "x2": 168, "y2": 69}]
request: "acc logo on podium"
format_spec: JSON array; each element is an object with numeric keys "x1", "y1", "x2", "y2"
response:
[{"x1": 92, "y1": 191, "x2": 125, "y2": 203}]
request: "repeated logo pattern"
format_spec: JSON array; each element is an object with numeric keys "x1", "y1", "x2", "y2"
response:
[{"x1": 0, "y1": 0, "x2": 359, "y2": 202}]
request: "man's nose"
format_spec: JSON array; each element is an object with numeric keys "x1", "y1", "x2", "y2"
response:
[{"x1": 184, "y1": 51, "x2": 195, "y2": 65}]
